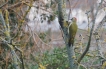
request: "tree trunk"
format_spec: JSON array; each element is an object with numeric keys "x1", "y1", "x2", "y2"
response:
[{"x1": 57, "y1": 0, "x2": 76, "y2": 69}]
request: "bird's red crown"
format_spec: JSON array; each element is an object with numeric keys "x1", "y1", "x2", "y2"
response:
[{"x1": 71, "y1": 17, "x2": 77, "y2": 21}]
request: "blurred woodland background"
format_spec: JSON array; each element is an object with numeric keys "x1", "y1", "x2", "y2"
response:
[{"x1": 0, "y1": 0, "x2": 106, "y2": 69}]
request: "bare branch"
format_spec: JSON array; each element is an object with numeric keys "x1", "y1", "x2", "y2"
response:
[{"x1": 78, "y1": 0, "x2": 104, "y2": 63}]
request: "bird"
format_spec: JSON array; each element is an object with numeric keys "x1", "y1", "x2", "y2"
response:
[{"x1": 68, "y1": 17, "x2": 78, "y2": 47}]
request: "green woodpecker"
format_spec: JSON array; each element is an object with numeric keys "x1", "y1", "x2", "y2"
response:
[{"x1": 68, "y1": 17, "x2": 78, "y2": 46}]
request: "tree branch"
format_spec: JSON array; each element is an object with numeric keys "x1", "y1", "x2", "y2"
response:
[{"x1": 77, "y1": 0, "x2": 104, "y2": 63}]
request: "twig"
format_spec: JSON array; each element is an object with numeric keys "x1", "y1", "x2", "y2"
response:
[
  {"x1": 85, "y1": 11, "x2": 90, "y2": 32},
  {"x1": 8, "y1": 1, "x2": 29, "y2": 9},
  {"x1": 15, "y1": 46, "x2": 24, "y2": 69},
  {"x1": 94, "y1": 15, "x2": 106, "y2": 33},
  {"x1": 67, "y1": 0, "x2": 72, "y2": 21},
  {"x1": 0, "y1": 1, "x2": 8, "y2": 9},
  {"x1": 0, "y1": 37, "x2": 22, "y2": 63}
]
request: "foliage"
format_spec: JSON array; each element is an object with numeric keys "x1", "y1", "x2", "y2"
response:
[
  {"x1": 34, "y1": 47, "x2": 69, "y2": 69},
  {"x1": 27, "y1": 47, "x2": 102, "y2": 69}
]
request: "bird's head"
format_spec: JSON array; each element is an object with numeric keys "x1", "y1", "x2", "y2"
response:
[{"x1": 71, "y1": 17, "x2": 77, "y2": 22}]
